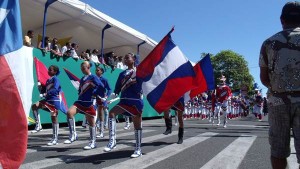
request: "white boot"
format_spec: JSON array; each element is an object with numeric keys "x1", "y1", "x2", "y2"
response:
[
  {"x1": 131, "y1": 129, "x2": 142, "y2": 158},
  {"x1": 104, "y1": 118, "x2": 116, "y2": 152},
  {"x1": 84, "y1": 126, "x2": 96, "y2": 150},
  {"x1": 47, "y1": 123, "x2": 59, "y2": 146},
  {"x1": 64, "y1": 117, "x2": 77, "y2": 144},
  {"x1": 96, "y1": 121, "x2": 104, "y2": 138},
  {"x1": 124, "y1": 116, "x2": 131, "y2": 130},
  {"x1": 32, "y1": 110, "x2": 42, "y2": 133}
]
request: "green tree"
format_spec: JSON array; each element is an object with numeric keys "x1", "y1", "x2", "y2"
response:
[{"x1": 211, "y1": 50, "x2": 254, "y2": 92}]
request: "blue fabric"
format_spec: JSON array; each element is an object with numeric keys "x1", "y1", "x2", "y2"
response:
[{"x1": 0, "y1": 0, "x2": 22, "y2": 55}]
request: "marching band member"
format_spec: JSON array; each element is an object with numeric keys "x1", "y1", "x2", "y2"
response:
[
  {"x1": 95, "y1": 67, "x2": 112, "y2": 138},
  {"x1": 215, "y1": 75, "x2": 232, "y2": 128},
  {"x1": 103, "y1": 53, "x2": 143, "y2": 158},
  {"x1": 64, "y1": 61, "x2": 104, "y2": 150},
  {"x1": 163, "y1": 97, "x2": 185, "y2": 144},
  {"x1": 31, "y1": 65, "x2": 67, "y2": 146}
]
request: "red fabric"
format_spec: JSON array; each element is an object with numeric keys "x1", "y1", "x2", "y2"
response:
[
  {"x1": 34, "y1": 57, "x2": 50, "y2": 86},
  {"x1": 155, "y1": 76, "x2": 195, "y2": 113},
  {"x1": 0, "y1": 56, "x2": 27, "y2": 169}
]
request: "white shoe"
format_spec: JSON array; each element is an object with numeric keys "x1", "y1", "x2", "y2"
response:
[
  {"x1": 130, "y1": 149, "x2": 142, "y2": 158},
  {"x1": 64, "y1": 134, "x2": 77, "y2": 144},
  {"x1": 31, "y1": 127, "x2": 43, "y2": 133},
  {"x1": 174, "y1": 123, "x2": 178, "y2": 126},
  {"x1": 47, "y1": 139, "x2": 58, "y2": 146},
  {"x1": 217, "y1": 122, "x2": 220, "y2": 126},
  {"x1": 96, "y1": 133, "x2": 104, "y2": 138},
  {"x1": 124, "y1": 125, "x2": 130, "y2": 130},
  {"x1": 103, "y1": 141, "x2": 116, "y2": 152},
  {"x1": 223, "y1": 124, "x2": 227, "y2": 128},
  {"x1": 83, "y1": 142, "x2": 96, "y2": 150}
]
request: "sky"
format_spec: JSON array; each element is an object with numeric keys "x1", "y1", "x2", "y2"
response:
[{"x1": 81, "y1": 0, "x2": 290, "y2": 95}]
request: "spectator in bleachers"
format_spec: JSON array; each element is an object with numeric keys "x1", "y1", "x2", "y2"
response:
[
  {"x1": 70, "y1": 43, "x2": 79, "y2": 59},
  {"x1": 38, "y1": 36, "x2": 51, "y2": 52},
  {"x1": 61, "y1": 42, "x2": 71, "y2": 56},
  {"x1": 116, "y1": 56, "x2": 126, "y2": 70},
  {"x1": 23, "y1": 30, "x2": 34, "y2": 47},
  {"x1": 105, "y1": 51, "x2": 116, "y2": 72},
  {"x1": 50, "y1": 38, "x2": 62, "y2": 56},
  {"x1": 90, "y1": 49, "x2": 100, "y2": 64}
]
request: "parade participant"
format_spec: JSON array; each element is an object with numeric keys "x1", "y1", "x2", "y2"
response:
[
  {"x1": 215, "y1": 75, "x2": 232, "y2": 128},
  {"x1": 31, "y1": 65, "x2": 67, "y2": 146},
  {"x1": 163, "y1": 97, "x2": 185, "y2": 144},
  {"x1": 95, "y1": 67, "x2": 112, "y2": 138},
  {"x1": 259, "y1": 2, "x2": 300, "y2": 168},
  {"x1": 64, "y1": 61, "x2": 104, "y2": 150},
  {"x1": 253, "y1": 88, "x2": 264, "y2": 121},
  {"x1": 103, "y1": 53, "x2": 143, "y2": 158}
]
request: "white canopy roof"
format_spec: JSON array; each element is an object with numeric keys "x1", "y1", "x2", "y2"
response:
[{"x1": 20, "y1": 0, "x2": 157, "y2": 59}]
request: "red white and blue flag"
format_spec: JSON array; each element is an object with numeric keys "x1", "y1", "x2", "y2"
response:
[
  {"x1": 0, "y1": 0, "x2": 34, "y2": 168},
  {"x1": 137, "y1": 29, "x2": 198, "y2": 113},
  {"x1": 63, "y1": 68, "x2": 80, "y2": 90},
  {"x1": 185, "y1": 54, "x2": 215, "y2": 101}
]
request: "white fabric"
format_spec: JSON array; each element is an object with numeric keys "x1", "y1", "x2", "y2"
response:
[
  {"x1": 4, "y1": 46, "x2": 34, "y2": 119},
  {"x1": 142, "y1": 46, "x2": 189, "y2": 96}
]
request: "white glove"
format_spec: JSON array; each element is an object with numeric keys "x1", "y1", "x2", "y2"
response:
[
  {"x1": 39, "y1": 93, "x2": 46, "y2": 98},
  {"x1": 37, "y1": 82, "x2": 41, "y2": 86},
  {"x1": 110, "y1": 93, "x2": 118, "y2": 100},
  {"x1": 100, "y1": 97, "x2": 107, "y2": 102}
]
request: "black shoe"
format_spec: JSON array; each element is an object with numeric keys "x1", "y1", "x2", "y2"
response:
[{"x1": 163, "y1": 128, "x2": 172, "y2": 135}]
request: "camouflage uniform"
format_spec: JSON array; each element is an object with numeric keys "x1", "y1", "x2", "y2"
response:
[{"x1": 259, "y1": 27, "x2": 300, "y2": 162}]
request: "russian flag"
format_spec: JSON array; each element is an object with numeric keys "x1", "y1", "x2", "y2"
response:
[
  {"x1": 137, "y1": 29, "x2": 198, "y2": 113},
  {"x1": 63, "y1": 68, "x2": 80, "y2": 90},
  {"x1": 34, "y1": 57, "x2": 68, "y2": 114},
  {"x1": 189, "y1": 54, "x2": 215, "y2": 98},
  {"x1": 0, "y1": 0, "x2": 34, "y2": 168}
]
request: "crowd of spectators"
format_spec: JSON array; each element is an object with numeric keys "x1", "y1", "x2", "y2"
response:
[{"x1": 23, "y1": 31, "x2": 128, "y2": 71}]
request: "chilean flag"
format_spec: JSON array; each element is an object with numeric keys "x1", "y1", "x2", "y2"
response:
[
  {"x1": 189, "y1": 54, "x2": 215, "y2": 99},
  {"x1": 137, "y1": 28, "x2": 198, "y2": 113},
  {"x1": 63, "y1": 68, "x2": 80, "y2": 90},
  {"x1": 0, "y1": 0, "x2": 34, "y2": 168},
  {"x1": 34, "y1": 57, "x2": 68, "y2": 114}
]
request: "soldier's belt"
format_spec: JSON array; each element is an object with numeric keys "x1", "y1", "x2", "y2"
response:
[{"x1": 271, "y1": 91, "x2": 300, "y2": 105}]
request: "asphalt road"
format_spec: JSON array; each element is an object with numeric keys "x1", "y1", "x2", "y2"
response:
[{"x1": 22, "y1": 114, "x2": 298, "y2": 169}]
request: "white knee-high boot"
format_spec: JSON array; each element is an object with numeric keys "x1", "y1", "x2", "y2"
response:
[
  {"x1": 47, "y1": 123, "x2": 59, "y2": 146},
  {"x1": 131, "y1": 129, "x2": 142, "y2": 158},
  {"x1": 104, "y1": 118, "x2": 116, "y2": 152},
  {"x1": 84, "y1": 126, "x2": 96, "y2": 150},
  {"x1": 64, "y1": 117, "x2": 77, "y2": 144},
  {"x1": 32, "y1": 110, "x2": 42, "y2": 133}
]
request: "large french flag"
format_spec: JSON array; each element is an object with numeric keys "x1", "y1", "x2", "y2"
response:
[
  {"x1": 0, "y1": 0, "x2": 34, "y2": 168},
  {"x1": 63, "y1": 68, "x2": 80, "y2": 90},
  {"x1": 189, "y1": 54, "x2": 215, "y2": 99},
  {"x1": 137, "y1": 29, "x2": 197, "y2": 113}
]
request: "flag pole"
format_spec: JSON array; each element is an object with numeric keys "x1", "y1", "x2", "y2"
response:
[{"x1": 42, "y1": 0, "x2": 57, "y2": 48}]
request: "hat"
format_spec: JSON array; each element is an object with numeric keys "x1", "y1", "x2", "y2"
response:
[
  {"x1": 219, "y1": 75, "x2": 226, "y2": 82},
  {"x1": 281, "y1": 1, "x2": 300, "y2": 19}
]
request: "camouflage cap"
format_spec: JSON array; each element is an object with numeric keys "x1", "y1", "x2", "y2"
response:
[{"x1": 281, "y1": 1, "x2": 300, "y2": 19}]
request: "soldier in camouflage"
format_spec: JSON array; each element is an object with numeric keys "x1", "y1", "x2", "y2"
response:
[{"x1": 259, "y1": 2, "x2": 300, "y2": 169}]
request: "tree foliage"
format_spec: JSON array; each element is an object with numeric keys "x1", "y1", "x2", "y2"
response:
[{"x1": 210, "y1": 50, "x2": 254, "y2": 92}]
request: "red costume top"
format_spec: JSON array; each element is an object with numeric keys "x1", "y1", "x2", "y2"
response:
[{"x1": 216, "y1": 85, "x2": 232, "y2": 102}]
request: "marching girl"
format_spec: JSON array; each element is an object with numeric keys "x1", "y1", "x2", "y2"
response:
[
  {"x1": 31, "y1": 65, "x2": 67, "y2": 146},
  {"x1": 64, "y1": 61, "x2": 105, "y2": 150},
  {"x1": 95, "y1": 67, "x2": 112, "y2": 138},
  {"x1": 103, "y1": 53, "x2": 144, "y2": 158},
  {"x1": 163, "y1": 97, "x2": 185, "y2": 144}
]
